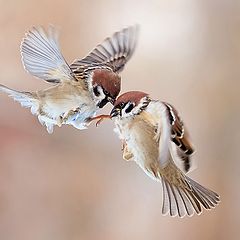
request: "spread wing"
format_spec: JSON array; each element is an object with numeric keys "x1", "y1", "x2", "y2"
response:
[
  {"x1": 164, "y1": 103, "x2": 194, "y2": 172},
  {"x1": 70, "y1": 25, "x2": 139, "y2": 75},
  {"x1": 21, "y1": 26, "x2": 75, "y2": 83}
]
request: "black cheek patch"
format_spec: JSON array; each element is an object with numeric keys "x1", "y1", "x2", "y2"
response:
[
  {"x1": 98, "y1": 97, "x2": 109, "y2": 108},
  {"x1": 93, "y1": 86, "x2": 100, "y2": 97},
  {"x1": 125, "y1": 104, "x2": 134, "y2": 113}
]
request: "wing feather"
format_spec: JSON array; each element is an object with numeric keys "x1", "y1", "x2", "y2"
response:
[
  {"x1": 163, "y1": 102, "x2": 194, "y2": 172},
  {"x1": 21, "y1": 26, "x2": 74, "y2": 83},
  {"x1": 145, "y1": 101, "x2": 219, "y2": 217},
  {"x1": 70, "y1": 25, "x2": 139, "y2": 73}
]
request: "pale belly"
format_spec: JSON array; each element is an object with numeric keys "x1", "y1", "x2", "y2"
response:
[
  {"x1": 115, "y1": 117, "x2": 160, "y2": 180},
  {"x1": 42, "y1": 94, "x2": 91, "y2": 118},
  {"x1": 37, "y1": 84, "x2": 97, "y2": 130}
]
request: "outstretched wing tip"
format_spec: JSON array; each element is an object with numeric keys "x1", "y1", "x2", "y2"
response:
[
  {"x1": 70, "y1": 24, "x2": 140, "y2": 74},
  {"x1": 20, "y1": 25, "x2": 73, "y2": 83}
]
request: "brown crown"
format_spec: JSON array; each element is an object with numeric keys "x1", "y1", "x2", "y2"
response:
[
  {"x1": 114, "y1": 91, "x2": 149, "y2": 106},
  {"x1": 92, "y1": 69, "x2": 121, "y2": 98}
]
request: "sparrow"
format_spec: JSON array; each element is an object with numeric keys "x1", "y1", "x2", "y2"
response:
[
  {"x1": 109, "y1": 91, "x2": 220, "y2": 217},
  {"x1": 0, "y1": 25, "x2": 139, "y2": 133}
]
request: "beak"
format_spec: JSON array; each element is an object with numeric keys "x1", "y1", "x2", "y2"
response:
[
  {"x1": 97, "y1": 97, "x2": 109, "y2": 108},
  {"x1": 110, "y1": 107, "x2": 121, "y2": 118},
  {"x1": 107, "y1": 96, "x2": 115, "y2": 105}
]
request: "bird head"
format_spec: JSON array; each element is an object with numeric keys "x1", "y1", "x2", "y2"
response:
[
  {"x1": 92, "y1": 69, "x2": 121, "y2": 108},
  {"x1": 110, "y1": 91, "x2": 151, "y2": 118}
]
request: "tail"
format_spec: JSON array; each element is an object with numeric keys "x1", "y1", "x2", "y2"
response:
[
  {"x1": 160, "y1": 166, "x2": 220, "y2": 217},
  {"x1": 0, "y1": 84, "x2": 39, "y2": 115}
]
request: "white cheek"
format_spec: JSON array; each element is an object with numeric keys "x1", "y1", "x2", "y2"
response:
[
  {"x1": 93, "y1": 86, "x2": 106, "y2": 103},
  {"x1": 121, "y1": 109, "x2": 131, "y2": 118},
  {"x1": 121, "y1": 103, "x2": 134, "y2": 118},
  {"x1": 132, "y1": 106, "x2": 141, "y2": 115},
  {"x1": 97, "y1": 91, "x2": 105, "y2": 101}
]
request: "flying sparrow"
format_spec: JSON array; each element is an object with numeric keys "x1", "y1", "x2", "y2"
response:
[
  {"x1": 0, "y1": 25, "x2": 138, "y2": 133},
  {"x1": 109, "y1": 91, "x2": 220, "y2": 217}
]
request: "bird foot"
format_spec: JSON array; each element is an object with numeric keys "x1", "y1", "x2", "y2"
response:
[{"x1": 87, "y1": 114, "x2": 111, "y2": 127}]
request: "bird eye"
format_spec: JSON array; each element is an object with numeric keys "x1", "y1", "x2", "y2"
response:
[
  {"x1": 125, "y1": 103, "x2": 134, "y2": 113},
  {"x1": 93, "y1": 86, "x2": 100, "y2": 96},
  {"x1": 120, "y1": 102, "x2": 125, "y2": 108},
  {"x1": 103, "y1": 89, "x2": 109, "y2": 95}
]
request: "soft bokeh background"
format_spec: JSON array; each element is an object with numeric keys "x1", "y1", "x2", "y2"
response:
[{"x1": 0, "y1": 0, "x2": 239, "y2": 239}]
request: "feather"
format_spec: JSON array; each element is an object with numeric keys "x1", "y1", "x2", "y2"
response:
[
  {"x1": 162, "y1": 178, "x2": 170, "y2": 215},
  {"x1": 0, "y1": 84, "x2": 38, "y2": 114},
  {"x1": 70, "y1": 25, "x2": 139, "y2": 73},
  {"x1": 160, "y1": 168, "x2": 220, "y2": 217},
  {"x1": 164, "y1": 102, "x2": 194, "y2": 172},
  {"x1": 21, "y1": 26, "x2": 74, "y2": 83}
]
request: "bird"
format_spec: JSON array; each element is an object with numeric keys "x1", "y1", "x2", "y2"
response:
[
  {"x1": 0, "y1": 25, "x2": 139, "y2": 133},
  {"x1": 108, "y1": 91, "x2": 220, "y2": 217}
]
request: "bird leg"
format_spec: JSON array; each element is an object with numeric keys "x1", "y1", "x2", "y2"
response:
[{"x1": 87, "y1": 114, "x2": 111, "y2": 127}]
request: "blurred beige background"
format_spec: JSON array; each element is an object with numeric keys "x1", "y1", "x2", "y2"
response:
[{"x1": 0, "y1": 0, "x2": 239, "y2": 240}]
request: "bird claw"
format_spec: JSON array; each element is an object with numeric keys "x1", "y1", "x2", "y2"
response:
[
  {"x1": 95, "y1": 118, "x2": 104, "y2": 127},
  {"x1": 87, "y1": 115, "x2": 111, "y2": 127}
]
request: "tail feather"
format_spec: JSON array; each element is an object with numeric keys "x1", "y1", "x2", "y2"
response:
[
  {"x1": 164, "y1": 180, "x2": 179, "y2": 216},
  {"x1": 168, "y1": 182, "x2": 187, "y2": 217},
  {"x1": 161, "y1": 174, "x2": 220, "y2": 217},
  {"x1": 0, "y1": 84, "x2": 39, "y2": 114},
  {"x1": 175, "y1": 186, "x2": 194, "y2": 216},
  {"x1": 0, "y1": 84, "x2": 56, "y2": 133},
  {"x1": 186, "y1": 176, "x2": 220, "y2": 205},
  {"x1": 182, "y1": 187, "x2": 202, "y2": 214},
  {"x1": 162, "y1": 179, "x2": 170, "y2": 215}
]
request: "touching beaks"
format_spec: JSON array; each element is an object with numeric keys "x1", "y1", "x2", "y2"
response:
[{"x1": 110, "y1": 107, "x2": 121, "y2": 118}]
